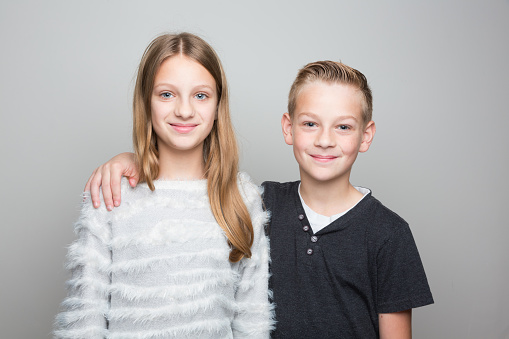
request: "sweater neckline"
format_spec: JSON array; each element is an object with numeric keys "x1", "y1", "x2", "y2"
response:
[{"x1": 139, "y1": 178, "x2": 208, "y2": 190}]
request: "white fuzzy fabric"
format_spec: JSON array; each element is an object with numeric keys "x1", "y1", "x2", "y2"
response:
[{"x1": 55, "y1": 173, "x2": 274, "y2": 339}]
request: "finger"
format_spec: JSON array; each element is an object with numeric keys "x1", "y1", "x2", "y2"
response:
[
  {"x1": 101, "y1": 165, "x2": 114, "y2": 211},
  {"x1": 89, "y1": 168, "x2": 103, "y2": 208},
  {"x1": 84, "y1": 168, "x2": 97, "y2": 193},
  {"x1": 110, "y1": 163, "x2": 123, "y2": 207},
  {"x1": 129, "y1": 176, "x2": 139, "y2": 188},
  {"x1": 127, "y1": 167, "x2": 140, "y2": 187}
]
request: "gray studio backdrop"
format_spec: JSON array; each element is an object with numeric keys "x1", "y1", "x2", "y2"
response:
[{"x1": 1, "y1": 1, "x2": 508, "y2": 338}]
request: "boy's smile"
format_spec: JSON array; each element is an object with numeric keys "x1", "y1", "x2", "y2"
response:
[{"x1": 282, "y1": 81, "x2": 375, "y2": 186}]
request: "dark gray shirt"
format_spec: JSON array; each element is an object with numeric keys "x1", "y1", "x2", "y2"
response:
[{"x1": 263, "y1": 180, "x2": 433, "y2": 339}]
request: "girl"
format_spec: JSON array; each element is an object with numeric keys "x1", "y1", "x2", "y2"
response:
[{"x1": 55, "y1": 33, "x2": 274, "y2": 339}]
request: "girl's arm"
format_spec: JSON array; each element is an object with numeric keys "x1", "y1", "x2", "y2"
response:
[
  {"x1": 84, "y1": 152, "x2": 139, "y2": 211},
  {"x1": 54, "y1": 197, "x2": 111, "y2": 338},
  {"x1": 232, "y1": 174, "x2": 275, "y2": 338},
  {"x1": 379, "y1": 309, "x2": 412, "y2": 339}
]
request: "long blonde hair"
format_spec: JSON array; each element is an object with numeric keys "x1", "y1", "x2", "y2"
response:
[{"x1": 132, "y1": 33, "x2": 253, "y2": 262}]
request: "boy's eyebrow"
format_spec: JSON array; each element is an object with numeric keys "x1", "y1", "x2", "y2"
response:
[{"x1": 298, "y1": 112, "x2": 359, "y2": 121}]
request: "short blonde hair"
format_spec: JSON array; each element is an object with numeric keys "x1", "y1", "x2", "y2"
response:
[
  {"x1": 132, "y1": 33, "x2": 253, "y2": 262},
  {"x1": 288, "y1": 61, "x2": 373, "y2": 124}
]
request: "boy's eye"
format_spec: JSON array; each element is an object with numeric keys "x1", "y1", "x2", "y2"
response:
[
  {"x1": 195, "y1": 93, "x2": 207, "y2": 100},
  {"x1": 304, "y1": 122, "x2": 316, "y2": 127},
  {"x1": 338, "y1": 125, "x2": 350, "y2": 130},
  {"x1": 161, "y1": 92, "x2": 174, "y2": 99}
]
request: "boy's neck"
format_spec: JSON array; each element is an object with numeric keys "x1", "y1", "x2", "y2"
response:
[{"x1": 299, "y1": 174, "x2": 364, "y2": 217}]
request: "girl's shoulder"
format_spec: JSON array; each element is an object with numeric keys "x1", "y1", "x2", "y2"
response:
[
  {"x1": 236, "y1": 172, "x2": 268, "y2": 230},
  {"x1": 81, "y1": 178, "x2": 150, "y2": 215},
  {"x1": 237, "y1": 172, "x2": 263, "y2": 202}
]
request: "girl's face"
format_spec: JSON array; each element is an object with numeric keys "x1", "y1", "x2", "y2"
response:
[{"x1": 151, "y1": 55, "x2": 218, "y2": 158}]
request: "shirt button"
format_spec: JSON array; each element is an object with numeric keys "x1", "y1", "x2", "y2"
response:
[
  {"x1": 303, "y1": 225, "x2": 310, "y2": 232},
  {"x1": 311, "y1": 236, "x2": 318, "y2": 243},
  {"x1": 306, "y1": 248, "x2": 313, "y2": 255},
  {"x1": 298, "y1": 214, "x2": 305, "y2": 220}
]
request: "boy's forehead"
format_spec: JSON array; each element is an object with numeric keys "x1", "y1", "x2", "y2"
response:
[{"x1": 294, "y1": 81, "x2": 364, "y2": 120}]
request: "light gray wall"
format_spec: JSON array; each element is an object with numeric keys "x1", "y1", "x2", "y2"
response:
[{"x1": 1, "y1": 1, "x2": 508, "y2": 338}]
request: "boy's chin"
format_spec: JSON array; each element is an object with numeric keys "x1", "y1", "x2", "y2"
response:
[{"x1": 299, "y1": 168, "x2": 351, "y2": 186}]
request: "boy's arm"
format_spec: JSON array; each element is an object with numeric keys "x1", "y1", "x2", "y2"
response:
[
  {"x1": 379, "y1": 309, "x2": 412, "y2": 339},
  {"x1": 84, "y1": 152, "x2": 139, "y2": 210}
]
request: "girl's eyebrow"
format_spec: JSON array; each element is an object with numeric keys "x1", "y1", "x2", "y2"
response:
[{"x1": 153, "y1": 83, "x2": 215, "y2": 91}]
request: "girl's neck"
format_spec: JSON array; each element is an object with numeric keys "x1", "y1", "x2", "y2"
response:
[{"x1": 157, "y1": 145, "x2": 206, "y2": 180}]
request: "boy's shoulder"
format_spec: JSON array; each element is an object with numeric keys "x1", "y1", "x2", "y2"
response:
[
  {"x1": 261, "y1": 180, "x2": 298, "y2": 188},
  {"x1": 363, "y1": 193, "x2": 408, "y2": 227},
  {"x1": 261, "y1": 179, "x2": 299, "y2": 196},
  {"x1": 333, "y1": 190, "x2": 411, "y2": 242},
  {"x1": 261, "y1": 180, "x2": 299, "y2": 208}
]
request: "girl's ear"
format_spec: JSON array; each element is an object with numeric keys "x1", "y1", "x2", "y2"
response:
[
  {"x1": 281, "y1": 113, "x2": 294, "y2": 145},
  {"x1": 359, "y1": 120, "x2": 376, "y2": 153}
]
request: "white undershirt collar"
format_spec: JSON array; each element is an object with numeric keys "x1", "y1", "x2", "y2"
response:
[{"x1": 298, "y1": 184, "x2": 370, "y2": 234}]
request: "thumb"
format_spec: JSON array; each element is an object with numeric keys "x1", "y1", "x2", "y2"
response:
[{"x1": 124, "y1": 166, "x2": 140, "y2": 188}]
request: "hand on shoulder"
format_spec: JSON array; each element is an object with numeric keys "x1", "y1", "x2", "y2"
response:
[{"x1": 84, "y1": 152, "x2": 139, "y2": 211}]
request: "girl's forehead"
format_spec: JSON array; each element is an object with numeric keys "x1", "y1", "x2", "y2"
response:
[{"x1": 154, "y1": 55, "x2": 216, "y2": 88}]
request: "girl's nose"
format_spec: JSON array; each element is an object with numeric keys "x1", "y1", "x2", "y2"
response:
[{"x1": 175, "y1": 98, "x2": 195, "y2": 119}]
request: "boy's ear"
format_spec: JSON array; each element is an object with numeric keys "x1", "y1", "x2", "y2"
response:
[
  {"x1": 281, "y1": 113, "x2": 294, "y2": 145},
  {"x1": 359, "y1": 120, "x2": 376, "y2": 153}
]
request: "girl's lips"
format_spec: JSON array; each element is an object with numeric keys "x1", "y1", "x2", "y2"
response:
[{"x1": 170, "y1": 123, "x2": 198, "y2": 134}]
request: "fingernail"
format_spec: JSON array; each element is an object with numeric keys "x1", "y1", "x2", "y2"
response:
[
  {"x1": 94, "y1": 202, "x2": 99, "y2": 208},
  {"x1": 114, "y1": 201, "x2": 120, "y2": 207},
  {"x1": 107, "y1": 205, "x2": 113, "y2": 211}
]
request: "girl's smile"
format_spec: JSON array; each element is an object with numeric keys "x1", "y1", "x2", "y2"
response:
[{"x1": 170, "y1": 123, "x2": 199, "y2": 134}]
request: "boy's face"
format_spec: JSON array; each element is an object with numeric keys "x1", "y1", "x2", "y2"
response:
[{"x1": 282, "y1": 81, "x2": 375, "y2": 186}]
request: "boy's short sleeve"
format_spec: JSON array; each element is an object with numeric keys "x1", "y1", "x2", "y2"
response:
[{"x1": 376, "y1": 222, "x2": 434, "y2": 313}]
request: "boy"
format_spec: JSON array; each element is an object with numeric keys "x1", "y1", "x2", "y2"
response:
[{"x1": 86, "y1": 61, "x2": 433, "y2": 338}]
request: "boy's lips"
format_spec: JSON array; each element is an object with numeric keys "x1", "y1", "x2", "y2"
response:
[
  {"x1": 170, "y1": 123, "x2": 198, "y2": 133},
  {"x1": 310, "y1": 154, "x2": 338, "y2": 162}
]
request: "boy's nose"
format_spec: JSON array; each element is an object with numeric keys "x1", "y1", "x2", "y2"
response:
[
  {"x1": 175, "y1": 99, "x2": 195, "y2": 119},
  {"x1": 315, "y1": 129, "x2": 336, "y2": 148}
]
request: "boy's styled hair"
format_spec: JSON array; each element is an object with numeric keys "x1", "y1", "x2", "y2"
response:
[
  {"x1": 132, "y1": 32, "x2": 253, "y2": 262},
  {"x1": 288, "y1": 60, "x2": 373, "y2": 124}
]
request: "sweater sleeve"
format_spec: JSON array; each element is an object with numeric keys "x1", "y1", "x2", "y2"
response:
[
  {"x1": 54, "y1": 194, "x2": 111, "y2": 339},
  {"x1": 232, "y1": 173, "x2": 276, "y2": 338}
]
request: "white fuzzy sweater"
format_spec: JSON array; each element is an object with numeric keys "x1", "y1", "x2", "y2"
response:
[{"x1": 55, "y1": 173, "x2": 274, "y2": 339}]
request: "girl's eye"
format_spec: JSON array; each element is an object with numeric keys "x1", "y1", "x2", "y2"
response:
[
  {"x1": 304, "y1": 122, "x2": 316, "y2": 127},
  {"x1": 195, "y1": 93, "x2": 207, "y2": 100},
  {"x1": 161, "y1": 92, "x2": 174, "y2": 99}
]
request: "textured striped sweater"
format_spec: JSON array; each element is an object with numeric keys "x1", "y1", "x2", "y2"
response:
[{"x1": 55, "y1": 173, "x2": 274, "y2": 339}]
